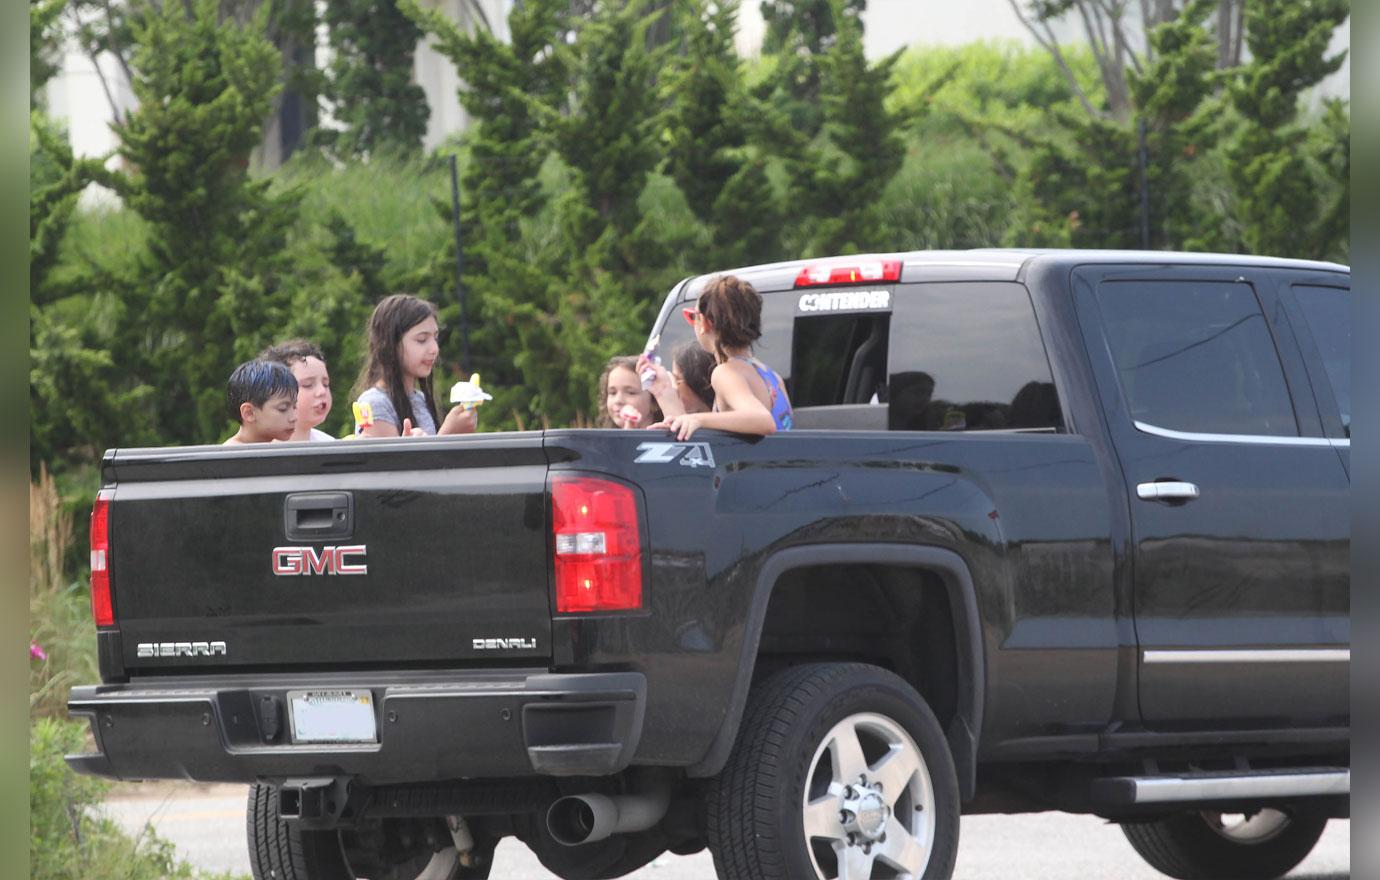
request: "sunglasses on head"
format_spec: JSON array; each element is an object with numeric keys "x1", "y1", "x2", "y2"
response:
[{"x1": 681, "y1": 307, "x2": 701, "y2": 328}]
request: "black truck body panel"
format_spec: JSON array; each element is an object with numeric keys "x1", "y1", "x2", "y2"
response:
[{"x1": 68, "y1": 250, "x2": 1350, "y2": 807}]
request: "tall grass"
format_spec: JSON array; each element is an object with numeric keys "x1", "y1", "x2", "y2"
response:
[
  {"x1": 30, "y1": 470, "x2": 248, "y2": 880},
  {"x1": 29, "y1": 467, "x2": 97, "y2": 719},
  {"x1": 31, "y1": 717, "x2": 248, "y2": 880}
]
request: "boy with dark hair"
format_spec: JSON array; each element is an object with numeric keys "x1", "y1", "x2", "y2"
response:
[{"x1": 223, "y1": 360, "x2": 299, "y2": 444}]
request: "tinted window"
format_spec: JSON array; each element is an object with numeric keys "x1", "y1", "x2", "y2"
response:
[
  {"x1": 1096, "y1": 280, "x2": 1296, "y2": 437},
  {"x1": 1293, "y1": 285, "x2": 1349, "y2": 437},
  {"x1": 651, "y1": 302, "x2": 698, "y2": 368},
  {"x1": 792, "y1": 314, "x2": 890, "y2": 406},
  {"x1": 888, "y1": 282, "x2": 1062, "y2": 431}
]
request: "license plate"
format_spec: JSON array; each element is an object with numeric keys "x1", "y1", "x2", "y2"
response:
[{"x1": 287, "y1": 689, "x2": 377, "y2": 744}]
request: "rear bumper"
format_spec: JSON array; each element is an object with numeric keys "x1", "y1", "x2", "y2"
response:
[{"x1": 66, "y1": 669, "x2": 645, "y2": 784}]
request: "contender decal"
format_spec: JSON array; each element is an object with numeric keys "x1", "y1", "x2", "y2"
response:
[{"x1": 797, "y1": 289, "x2": 891, "y2": 313}]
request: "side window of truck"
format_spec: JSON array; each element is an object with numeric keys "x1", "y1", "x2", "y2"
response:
[
  {"x1": 1095, "y1": 280, "x2": 1298, "y2": 437},
  {"x1": 887, "y1": 282, "x2": 1062, "y2": 432},
  {"x1": 1292, "y1": 285, "x2": 1350, "y2": 437}
]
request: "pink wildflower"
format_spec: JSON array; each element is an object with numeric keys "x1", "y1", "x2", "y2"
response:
[{"x1": 30, "y1": 642, "x2": 47, "y2": 662}]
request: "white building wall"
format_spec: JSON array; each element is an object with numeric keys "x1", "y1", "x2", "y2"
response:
[
  {"x1": 42, "y1": 44, "x2": 135, "y2": 163},
  {"x1": 414, "y1": 0, "x2": 514, "y2": 152}
]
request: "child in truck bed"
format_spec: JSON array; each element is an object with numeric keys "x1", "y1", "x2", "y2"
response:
[
  {"x1": 638, "y1": 343, "x2": 716, "y2": 419},
  {"x1": 597, "y1": 355, "x2": 662, "y2": 428},
  {"x1": 259, "y1": 339, "x2": 336, "y2": 441},
  {"x1": 222, "y1": 360, "x2": 298, "y2": 444},
  {"x1": 656, "y1": 274, "x2": 792, "y2": 439},
  {"x1": 352, "y1": 294, "x2": 478, "y2": 438}
]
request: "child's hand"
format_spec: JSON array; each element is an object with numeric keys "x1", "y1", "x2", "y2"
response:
[
  {"x1": 440, "y1": 405, "x2": 478, "y2": 435},
  {"x1": 400, "y1": 418, "x2": 426, "y2": 437},
  {"x1": 667, "y1": 412, "x2": 705, "y2": 440},
  {"x1": 636, "y1": 354, "x2": 671, "y2": 397}
]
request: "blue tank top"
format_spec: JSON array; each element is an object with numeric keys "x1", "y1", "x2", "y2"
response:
[{"x1": 734, "y1": 356, "x2": 793, "y2": 431}]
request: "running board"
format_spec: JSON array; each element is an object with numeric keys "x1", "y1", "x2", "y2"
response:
[{"x1": 1090, "y1": 768, "x2": 1349, "y2": 805}]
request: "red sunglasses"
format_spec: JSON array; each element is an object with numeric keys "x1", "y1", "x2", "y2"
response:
[{"x1": 682, "y1": 307, "x2": 701, "y2": 328}]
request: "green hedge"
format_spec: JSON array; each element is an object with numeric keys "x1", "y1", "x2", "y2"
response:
[{"x1": 30, "y1": 718, "x2": 247, "y2": 880}]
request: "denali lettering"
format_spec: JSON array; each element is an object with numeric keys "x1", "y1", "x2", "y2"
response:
[
  {"x1": 272, "y1": 545, "x2": 368, "y2": 576},
  {"x1": 472, "y1": 637, "x2": 538, "y2": 650},
  {"x1": 136, "y1": 641, "x2": 227, "y2": 659}
]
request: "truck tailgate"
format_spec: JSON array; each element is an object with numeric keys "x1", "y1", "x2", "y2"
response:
[{"x1": 104, "y1": 435, "x2": 552, "y2": 672}]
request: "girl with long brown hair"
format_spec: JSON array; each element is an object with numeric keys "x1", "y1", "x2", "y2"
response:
[{"x1": 352, "y1": 294, "x2": 477, "y2": 437}]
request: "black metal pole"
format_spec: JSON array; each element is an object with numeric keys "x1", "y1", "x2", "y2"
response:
[
  {"x1": 1137, "y1": 117, "x2": 1151, "y2": 250},
  {"x1": 449, "y1": 153, "x2": 471, "y2": 374}
]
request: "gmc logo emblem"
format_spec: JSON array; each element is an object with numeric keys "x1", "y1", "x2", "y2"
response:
[{"x1": 272, "y1": 545, "x2": 368, "y2": 576}]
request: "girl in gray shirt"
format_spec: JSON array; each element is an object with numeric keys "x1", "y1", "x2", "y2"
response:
[{"x1": 351, "y1": 295, "x2": 477, "y2": 437}]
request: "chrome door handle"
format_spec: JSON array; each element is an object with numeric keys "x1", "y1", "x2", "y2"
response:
[{"x1": 1137, "y1": 481, "x2": 1200, "y2": 501}]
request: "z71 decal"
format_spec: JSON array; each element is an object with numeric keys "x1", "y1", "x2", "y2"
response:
[{"x1": 635, "y1": 442, "x2": 716, "y2": 469}]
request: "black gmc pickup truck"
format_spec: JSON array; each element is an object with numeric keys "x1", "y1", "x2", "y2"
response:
[{"x1": 68, "y1": 250, "x2": 1351, "y2": 880}]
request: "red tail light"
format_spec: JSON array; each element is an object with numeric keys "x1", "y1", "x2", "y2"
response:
[
  {"x1": 794, "y1": 259, "x2": 902, "y2": 287},
  {"x1": 90, "y1": 489, "x2": 114, "y2": 627},
  {"x1": 551, "y1": 475, "x2": 643, "y2": 613}
]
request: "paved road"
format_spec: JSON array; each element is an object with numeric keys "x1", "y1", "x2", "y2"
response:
[{"x1": 103, "y1": 783, "x2": 1350, "y2": 880}]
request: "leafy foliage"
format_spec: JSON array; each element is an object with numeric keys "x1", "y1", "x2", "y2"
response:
[
  {"x1": 758, "y1": 0, "x2": 866, "y2": 136},
  {"x1": 1225, "y1": 0, "x2": 1349, "y2": 258},
  {"x1": 320, "y1": 0, "x2": 431, "y2": 157},
  {"x1": 115, "y1": 0, "x2": 302, "y2": 442},
  {"x1": 30, "y1": 0, "x2": 67, "y2": 107},
  {"x1": 31, "y1": 717, "x2": 247, "y2": 880},
  {"x1": 1011, "y1": 1, "x2": 1226, "y2": 249},
  {"x1": 790, "y1": 5, "x2": 905, "y2": 255},
  {"x1": 665, "y1": 1, "x2": 782, "y2": 267}
]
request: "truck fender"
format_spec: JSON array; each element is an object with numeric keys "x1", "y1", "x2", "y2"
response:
[{"x1": 685, "y1": 543, "x2": 985, "y2": 801}]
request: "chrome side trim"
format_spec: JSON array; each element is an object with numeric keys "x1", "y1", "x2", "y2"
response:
[
  {"x1": 1127, "y1": 770, "x2": 1350, "y2": 804},
  {"x1": 1133, "y1": 421, "x2": 1335, "y2": 447},
  {"x1": 1143, "y1": 648, "x2": 1350, "y2": 664}
]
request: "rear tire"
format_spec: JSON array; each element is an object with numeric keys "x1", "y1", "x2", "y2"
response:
[
  {"x1": 248, "y1": 782, "x2": 352, "y2": 880},
  {"x1": 1120, "y1": 808, "x2": 1327, "y2": 880},
  {"x1": 706, "y1": 662, "x2": 960, "y2": 880},
  {"x1": 247, "y1": 783, "x2": 494, "y2": 880}
]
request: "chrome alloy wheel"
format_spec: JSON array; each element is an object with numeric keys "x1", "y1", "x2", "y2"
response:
[
  {"x1": 1199, "y1": 809, "x2": 1293, "y2": 844},
  {"x1": 802, "y1": 712, "x2": 936, "y2": 880}
]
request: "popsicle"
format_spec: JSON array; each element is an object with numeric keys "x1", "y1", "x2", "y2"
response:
[
  {"x1": 449, "y1": 373, "x2": 494, "y2": 409},
  {"x1": 352, "y1": 401, "x2": 374, "y2": 433}
]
